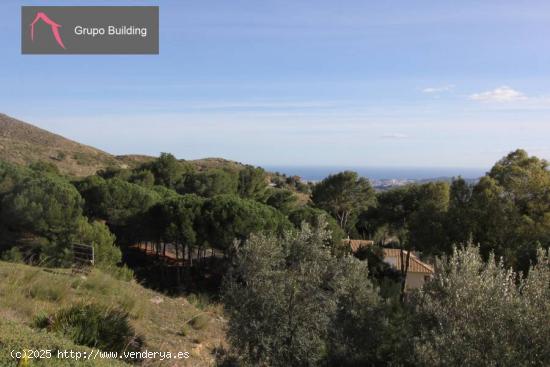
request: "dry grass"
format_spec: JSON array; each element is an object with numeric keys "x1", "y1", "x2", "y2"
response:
[
  {"x1": 0, "y1": 114, "x2": 151, "y2": 176},
  {"x1": 0, "y1": 261, "x2": 227, "y2": 367}
]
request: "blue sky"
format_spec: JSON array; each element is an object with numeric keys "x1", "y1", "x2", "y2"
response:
[{"x1": 1, "y1": 0, "x2": 550, "y2": 168}]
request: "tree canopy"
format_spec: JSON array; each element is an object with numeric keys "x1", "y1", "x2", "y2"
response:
[
  {"x1": 179, "y1": 169, "x2": 238, "y2": 197},
  {"x1": 412, "y1": 246, "x2": 550, "y2": 367},
  {"x1": 223, "y1": 222, "x2": 382, "y2": 367},
  {"x1": 312, "y1": 171, "x2": 376, "y2": 233},
  {"x1": 202, "y1": 194, "x2": 291, "y2": 252},
  {"x1": 1, "y1": 174, "x2": 83, "y2": 244}
]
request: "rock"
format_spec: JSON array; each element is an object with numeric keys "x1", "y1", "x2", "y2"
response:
[{"x1": 150, "y1": 296, "x2": 164, "y2": 304}]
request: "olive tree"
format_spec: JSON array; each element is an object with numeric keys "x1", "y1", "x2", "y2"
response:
[
  {"x1": 223, "y1": 221, "x2": 382, "y2": 367},
  {"x1": 412, "y1": 245, "x2": 550, "y2": 367}
]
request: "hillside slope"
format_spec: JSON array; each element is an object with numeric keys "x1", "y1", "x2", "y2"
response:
[
  {"x1": 0, "y1": 114, "x2": 126, "y2": 176},
  {"x1": 0, "y1": 261, "x2": 226, "y2": 366},
  {"x1": 0, "y1": 114, "x2": 253, "y2": 177}
]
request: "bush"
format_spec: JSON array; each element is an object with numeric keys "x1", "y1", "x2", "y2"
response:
[
  {"x1": 29, "y1": 283, "x2": 65, "y2": 302},
  {"x1": 223, "y1": 222, "x2": 380, "y2": 367},
  {"x1": 1, "y1": 247, "x2": 24, "y2": 263},
  {"x1": 186, "y1": 293, "x2": 211, "y2": 310},
  {"x1": 39, "y1": 303, "x2": 143, "y2": 353},
  {"x1": 189, "y1": 313, "x2": 210, "y2": 330},
  {"x1": 28, "y1": 280, "x2": 66, "y2": 302},
  {"x1": 180, "y1": 323, "x2": 191, "y2": 336},
  {"x1": 412, "y1": 246, "x2": 550, "y2": 367},
  {"x1": 98, "y1": 264, "x2": 134, "y2": 281},
  {"x1": 0, "y1": 318, "x2": 128, "y2": 366},
  {"x1": 32, "y1": 312, "x2": 51, "y2": 329}
]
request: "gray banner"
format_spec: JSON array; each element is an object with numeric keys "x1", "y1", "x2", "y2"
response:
[{"x1": 22, "y1": 6, "x2": 159, "y2": 55}]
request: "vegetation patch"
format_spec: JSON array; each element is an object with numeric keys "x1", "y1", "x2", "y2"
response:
[
  {"x1": 189, "y1": 313, "x2": 210, "y2": 330},
  {"x1": 0, "y1": 318, "x2": 127, "y2": 367},
  {"x1": 36, "y1": 303, "x2": 143, "y2": 353}
]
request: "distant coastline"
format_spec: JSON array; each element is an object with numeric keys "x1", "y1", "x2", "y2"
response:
[{"x1": 264, "y1": 166, "x2": 487, "y2": 182}]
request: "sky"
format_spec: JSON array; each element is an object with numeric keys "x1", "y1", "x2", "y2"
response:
[{"x1": 1, "y1": 0, "x2": 550, "y2": 169}]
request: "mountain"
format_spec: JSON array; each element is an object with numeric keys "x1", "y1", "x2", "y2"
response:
[
  {"x1": 0, "y1": 113, "x2": 258, "y2": 178},
  {"x1": 0, "y1": 114, "x2": 286, "y2": 181},
  {"x1": 0, "y1": 114, "x2": 120, "y2": 176},
  {"x1": 0, "y1": 113, "x2": 130, "y2": 176}
]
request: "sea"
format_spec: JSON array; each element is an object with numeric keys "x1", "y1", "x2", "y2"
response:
[{"x1": 263, "y1": 166, "x2": 487, "y2": 182}]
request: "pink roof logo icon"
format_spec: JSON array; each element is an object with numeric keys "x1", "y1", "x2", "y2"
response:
[{"x1": 30, "y1": 12, "x2": 66, "y2": 49}]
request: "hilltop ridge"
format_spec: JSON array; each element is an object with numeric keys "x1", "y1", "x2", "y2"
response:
[
  {"x1": 0, "y1": 114, "x2": 123, "y2": 176},
  {"x1": 0, "y1": 114, "x2": 250, "y2": 177}
]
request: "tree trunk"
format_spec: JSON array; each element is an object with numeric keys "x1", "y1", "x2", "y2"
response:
[{"x1": 399, "y1": 247, "x2": 412, "y2": 303}]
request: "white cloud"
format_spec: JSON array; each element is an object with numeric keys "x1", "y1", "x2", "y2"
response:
[
  {"x1": 469, "y1": 86, "x2": 527, "y2": 102},
  {"x1": 381, "y1": 133, "x2": 408, "y2": 139},
  {"x1": 422, "y1": 84, "x2": 454, "y2": 93}
]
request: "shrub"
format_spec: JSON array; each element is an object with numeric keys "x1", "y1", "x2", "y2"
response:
[
  {"x1": 187, "y1": 293, "x2": 211, "y2": 310},
  {"x1": 412, "y1": 246, "x2": 550, "y2": 367},
  {"x1": 32, "y1": 312, "x2": 51, "y2": 329},
  {"x1": 1, "y1": 247, "x2": 24, "y2": 263},
  {"x1": 223, "y1": 223, "x2": 380, "y2": 367},
  {"x1": 28, "y1": 278, "x2": 67, "y2": 302},
  {"x1": 100, "y1": 264, "x2": 134, "y2": 281},
  {"x1": 189, "y1": 313, "x2": 210, "y2": 330},
  {"x1": 41, "y1": 303, "x2": 143, "y2": 353},
  {"x1": 180, "y1": 323, "x2": 191, "y2": 336}
]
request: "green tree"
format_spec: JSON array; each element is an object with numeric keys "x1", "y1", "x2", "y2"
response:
[
  {"x1": 147, "y1": 153, "x2": 188, "y2": 189},
  {"x1": 29, "y1": 161, "x2": 61, "y2": 175},
  {"x1": 325, "y1": 256, "x2": 384, "y2": 365},
  {"x1": 77, "y1": 177, "x2": 161, "y2": 245},
  {"x1": 150, "y1": 185, "x2": 181, "y2": 200},
  {"x1": 445, "y1": 177, "x2": 475, "y2": 246},
  {"x1": 97, "y1": 166, "x2": 132, "y2": 181},
  {"x1": 154, "y1": 194, "x2": 204, "y2": 260},
  {"x1": 470, "y1": 176, "x2": 513, "y2": 249},
  {"x1": 0, "y1": 165, "x2": 129, "y2": 270},
  {"x1": 224, "y1": 222, "x2": 382, "y2": 367},
  {"x1": 413, "y1": 245, "x2": 550, "y2": 367},
  {"x1": 311, "y1": 171, "x2": 376, "y2": 233},
  {"x1": 201, "y1": 194, "x2": 291, "y2": 253},
  {"x1": 1, "y1": 174, "x2": 83, "y2": 245},
  {"x1": 237, "y1": 165, "x2": 268, "y2": 201},
  {"x1": 0, "y1": 161, "x2": 26, "y2": 196},
  {"x1": 367, "y1": 182, "x2": 449, "y2": 301},
  {"x1": 288, "y1": 206, "x2": 345, "y2": 249},
  {"x1": 130, "y1": 169, "x2": 155, "y2": 188},
  {"x1": 475, "y1": 149, "x2": 550, "y2": 270},
  {"x1": 74, "y1": 218, "x2": 122, "y2": 270},
  {"x1": 79, "y1": 178, "x2": 160, "y2": 227},
  {"x1": 407, "y1": 182, "x2": 450, "y2": 255},
  {"x1": 180, "y1": 169, "x2": 238, "y2": 197},
  {"x1": 266, "y1": 188, "x2": 298, "y2": 214}
]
